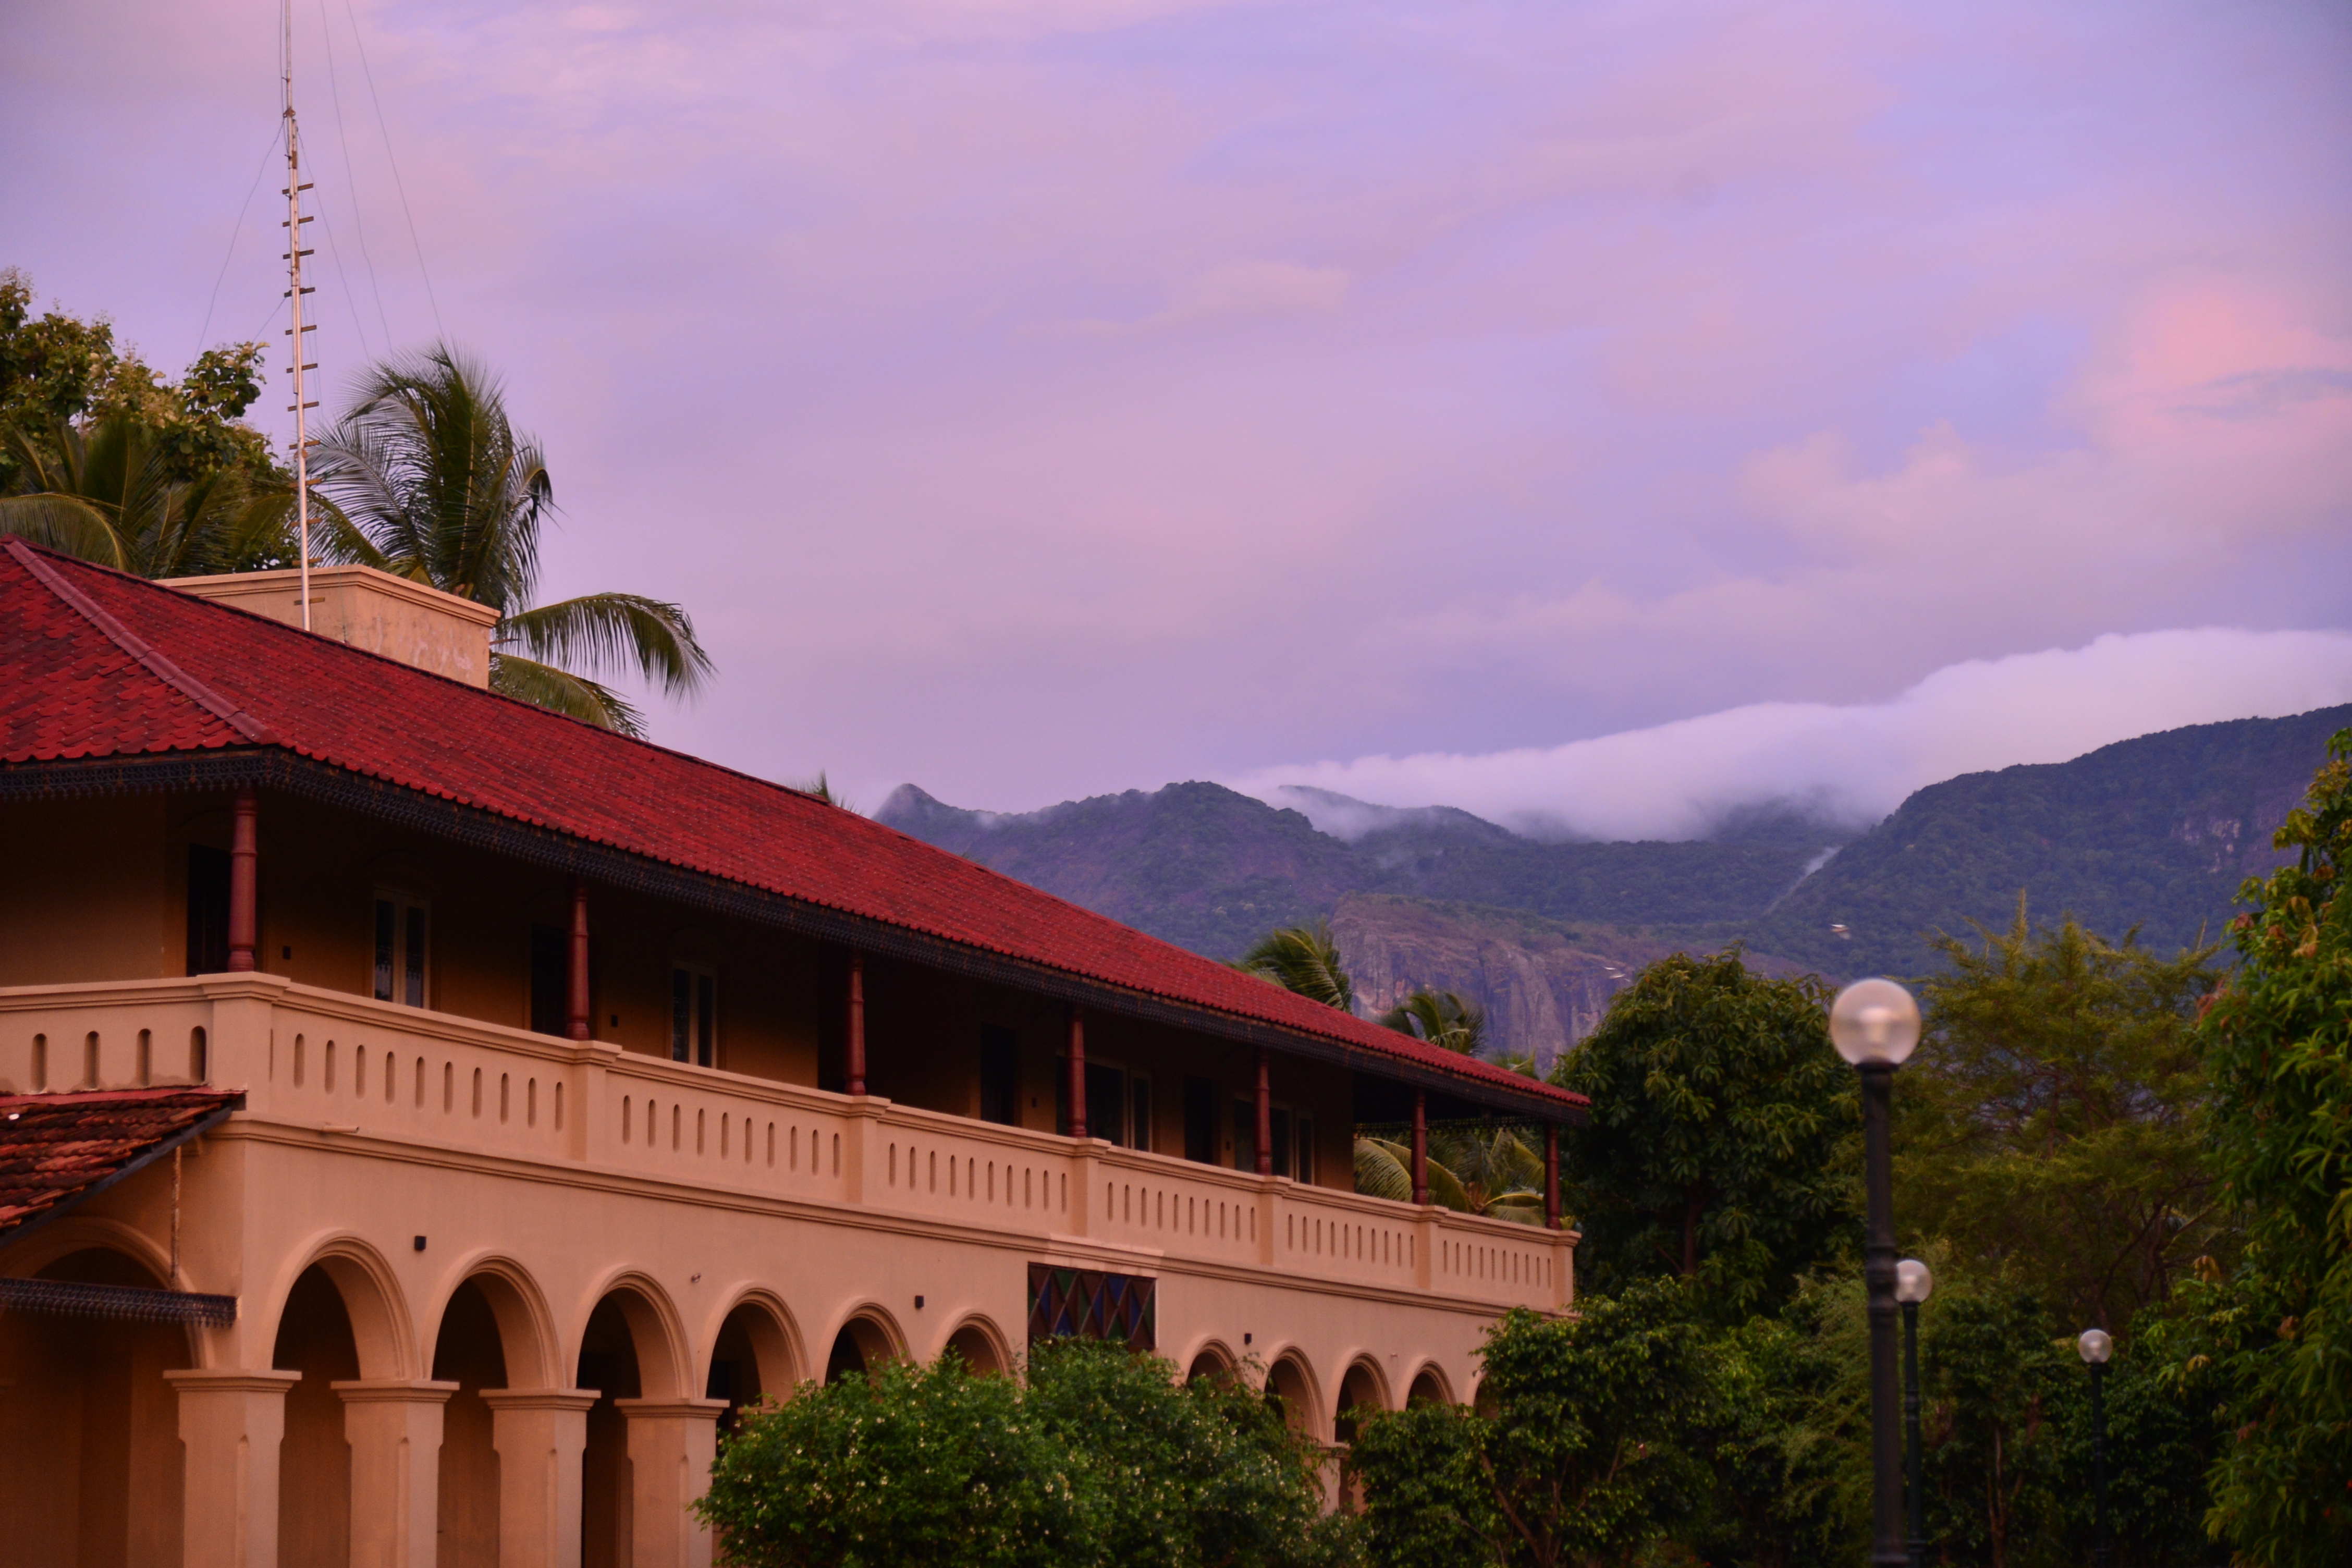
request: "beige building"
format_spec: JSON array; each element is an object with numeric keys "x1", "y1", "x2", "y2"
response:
[{"x1": 0, "y1": 538, "x2": 1585, "y2": 1568}]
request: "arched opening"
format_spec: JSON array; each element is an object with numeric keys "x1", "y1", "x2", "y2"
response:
[
  {"x1": 1334, "y1": 1361, "x2": 1385, "y2": 1445},
  {"x1": 274, "y1": 1265, "x2": 361, "y2": 1568},
  {"x1": 824, "y1": 1314, "x2": 898, "y2": 1384},
  {"x1": 943, "y1": 1320, "x2": 1008, "y2": 1376},
  {"x1": 1406, "y1": 1366, "x2": 1452, "y2": 1407},
  {"x1": 431, "y1": 1280, "x2": 508, "y2": 1568},
  {"x1": 0, "y1": 1246, "x2": 190, "y2": 1568},
  {"x1": 578, "y1": 1296, "x2": 643, "y2": 1568},
  {"x1": 1265, "y1": 1354, "x2": 1319, "y2": 1441},
  {"x1": 1183, "y1": 1342, "x2": 1237, "y2": 1387},
  {"x1": 707, "y1": 1297, "x2": 799, "y2": 1434}
]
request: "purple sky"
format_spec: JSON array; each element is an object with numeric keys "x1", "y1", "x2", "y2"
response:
[{"x1": 7, "y1": 1, "x2": 2350, "y2": 831}]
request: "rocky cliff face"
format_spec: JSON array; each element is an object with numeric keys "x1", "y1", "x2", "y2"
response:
[{"x1": 1329, "y1": 895, "x2": 1801, "y2": 1074}]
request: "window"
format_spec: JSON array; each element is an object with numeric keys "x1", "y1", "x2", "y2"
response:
[
  {"x1": 1182, "y1": 1076, "x2": 1218, "y2": 1164},
  {"x1": 186, "y1": 844, "x2": 230, "y2": 975},
  {"x1": 1295, "y1": 1114, "x2": 1316, "y2": 1184},
  {"x1": 529, "y1": 924, "x2": 568, "y2": 1036},
  {"x1": 1231, "y1": 1098, "x2": 1255, "y2": 1173},
  {"x1": 1270, "y1": 1107, "x2": 1292, "y2": 1179},
  {"x1": 979, "y1": 1025, "x2": 1020, "y2": 1125},
  {"x1": 1085, "y1": 1061, "x2": 1126, "y2": 1145},
  {"x1": 671, "y1": 964, "x2": 716, "y2": 1067},
  {"x1": 373, "y1": 894, "x2": 428, "y2": 1007},
  {"x1": 1130, "y1": 1075, "x2": 1153, "y2": 1153}
]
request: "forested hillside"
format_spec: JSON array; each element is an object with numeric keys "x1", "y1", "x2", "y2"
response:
[
  {"x1": 877, "y1": 705, "x2": 2350, "y2": 1061},
  {"x1": 1748, "y1": 703, "x2": 2351, "y2": 977}
]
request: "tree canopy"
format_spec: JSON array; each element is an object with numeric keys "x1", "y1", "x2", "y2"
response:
[
  {"x1": 1903, "y1": 903, "x2": 2225, "y2": 1330},
  {"x1": 1234, "y1": 919, "x2": 1355, "y2": 1011},
  {"x1": 1551, "y1": 949, "x2": 1855, "y2": 1315}
]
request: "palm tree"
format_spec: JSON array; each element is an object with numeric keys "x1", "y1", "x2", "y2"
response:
[
  {"x1": 1379, "y1": 987, "x2": 1487, "y2": 1055},
  {"x1": 1352, "y1": 1125, "x2": 1546, "y2": 1224},
  {"x1": 1, "y1": 416, "x2": 292, "y2": 577},
  {"x1": 1233, "y1": 919, "x2": 1354, "y2": 1011},
  {"x1": 312, "y1": 345, "x2": 713, "y2": 736}
]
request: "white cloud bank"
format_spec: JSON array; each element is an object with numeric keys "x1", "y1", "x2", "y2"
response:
[{"x1": 1229, "y1": 628, "x2": 2352, "y2": 842}]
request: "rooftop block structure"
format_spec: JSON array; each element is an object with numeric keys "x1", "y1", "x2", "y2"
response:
[{"x1": 0, "y1": 536, "x2": 1585, "y2": 1568}]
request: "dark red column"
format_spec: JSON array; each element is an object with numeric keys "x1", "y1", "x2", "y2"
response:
[
  {"x1": 847, "y1": 952, "x2": 867, "y2": 1095},
  {"x1": 225, "y1": 789, "x2": 258, "y2": 973},
  {"x1": 1254, "y1": 1049, "x2": 1273, "y2": 1177},
  {"x1": 1411, "y1": 1090, "x2": 1430, "y2": 1207},
  {"x1": 1064, "y1": 1005, "x2": 1087, "y2": 1139},
  {"x1": 1545, "y1": 1123, "x2": 1562, "y2": 1229},
  {"x1": 566, "y1": 881, "x2": 591, "y2": 1041}
]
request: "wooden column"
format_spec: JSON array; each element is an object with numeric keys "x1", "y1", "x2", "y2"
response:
[
  {"x1": 225, "y1": 788, "x2": 258, "y2": 972},
  {"x1": 846, "y1": 952, "x2": 867, "y2": 1095},
  {"x1": 1254, "y1": 1048, "x2": 1273, "y2": 1177},
  {"x1": 1545, "y1": 1123, "x2": 1562, "y2": 1229},
  {"x1": 1064, "y1": 1005, "x2": 1086, "y2": 1139},
  {"x1": 567, "y1": 880, "x2": 592, "y2": 1041},
  {"x1": 1411, "y1": 1090, "x2": 1430, "y2": 1207}
]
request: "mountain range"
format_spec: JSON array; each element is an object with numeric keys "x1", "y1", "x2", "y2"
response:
[{"x1": 877, "y1": 705, "x2": 2347, "y2": 1070}]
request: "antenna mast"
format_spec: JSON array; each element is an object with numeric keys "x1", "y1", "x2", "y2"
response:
[{"x1": 281, "y1": 0, "x2": 317, "y2": 630}]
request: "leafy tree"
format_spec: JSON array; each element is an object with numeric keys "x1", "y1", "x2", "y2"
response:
[
  {"x1": 698, "y1": 1339, "x2": 1346, "y2": 1568},
  {"x1": 3, "y1": 267, "x2": 288, "y2": 566},
  {"x1": 2161, "y1": 728, "x2": 2352, "y2": 1567},
  {"x1": 313, "y1": 344, "x2": 713, "y2": 736},
  {"x1": 1380, "y1": 988, "x2": 1485, "y2": 1054},
  {"x1": 696, "y1": 1352, "x2": 1067, "y2": 1566},
  {"x1": 1682, "y1": 1306, "x2": 1857, "y2": 1568},
  {"x1": 1551, "y1": 948, "x2": 1854, "y2": 1316},
  {"x1": 1902, "y1": 903, "x2": 2226, "y2": 1331},
  {"x1": 1349, "y1": 1283, "x2": 1717, "y2": 1568},
  {"x1": 1021, "y1": 1339, "x2": 1345, "y2": 1567},
  {"x1": 1234, "y1": 919, "x2": 1355, "y2": 1010}
]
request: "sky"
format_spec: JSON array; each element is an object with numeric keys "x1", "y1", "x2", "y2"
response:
[{"x1": 5, "y1": 1, "x2": 2349, "y2": 837}]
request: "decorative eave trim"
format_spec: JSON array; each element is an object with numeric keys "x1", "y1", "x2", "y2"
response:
[{"x1": 0, "y1": 752, "x2": 1586, "y2": 1122}]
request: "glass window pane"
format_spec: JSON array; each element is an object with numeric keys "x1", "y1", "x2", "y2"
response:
[
  {"x1": 1130, "y1": 1079, "x2": 1152, "y2": 1153},
  {"x1": 671, "y1": 969, "x2": 691, "y2": 1063},
  {"x1": 404, "y1": 905, "x2": 426, "y2": 1008},
  {"x1": 696, "y1": 973, "x2": 716, "y2": 1068},
  {"x1": 373, "y1": 900, "x2": 395, "y2": 1001}
]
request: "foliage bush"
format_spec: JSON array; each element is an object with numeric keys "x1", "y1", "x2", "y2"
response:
[{"x1": 697, "y1": 1339, "x2": 1348, "y2": 1568}]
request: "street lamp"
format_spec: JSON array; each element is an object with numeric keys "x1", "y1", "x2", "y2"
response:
[
  {"x1": 2079, "y1": 1327, "x2": 2113, "y2": 1568},
  {"x1": 1895, "y1": 1258, "x2": 1933, "y2": 1568},
  {"x1": 1830, "y1": 977, "x2": 1922, "y2": 1568}
]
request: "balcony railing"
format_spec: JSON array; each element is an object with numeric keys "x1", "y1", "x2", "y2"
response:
[{"x1": 0, "y1": 975, "x2": 1570, "y2": 1313}]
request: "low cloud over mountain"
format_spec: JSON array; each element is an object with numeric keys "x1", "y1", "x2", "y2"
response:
[{"x1": 1229, "y1": 628, "x2": 2352, "y2": 842}]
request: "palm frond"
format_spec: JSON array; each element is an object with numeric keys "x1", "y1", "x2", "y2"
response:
[
  {"x1": 490, "y1": 653, "x2": 648, "y2": 737},
  {"x1": 1235, "y1": 919, "x2": 1355, "y2": 1011},
  {"x1": 0, "y1": 493, "x2": 127, "y2": 567},
  {"x1": 500, "y1": 592, "x2": 715, "y2": 697},
  {"x1": 1353, "y1": 1137, "x2": 1413, "y2": 1204},
  {"x1": 1379, "y1": 988, "x2": 1487, "y2": 1055}
]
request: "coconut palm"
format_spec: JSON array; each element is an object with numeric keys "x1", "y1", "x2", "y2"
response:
[
  {"x1": 1352, "y1": 1125, "x2": 1546, "y2": 1223},
  {"x1": 312, "y1": 345, "x2": 713, "y2": 736},
  {"x1": 1379, "y1": 987, "x2": 1487, "y2": 1055},
  {"x1": 1, "y1": 415, "x2": 292, "y2": 577},
  {"x1": 1233, "y1": 919, "x2": 1354, "y2": 1011}
]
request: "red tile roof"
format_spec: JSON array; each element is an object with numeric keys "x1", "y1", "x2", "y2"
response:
[
  {"x1": 0, "y1": 1088, "x2": 242, "y2": 1240},
  {"x1": 0, "y1": 540, "x2": 1584, "y2": 1114}
]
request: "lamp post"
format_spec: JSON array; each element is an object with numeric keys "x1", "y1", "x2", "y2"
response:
[
  {"x1": 1830, "y1": 977, "x2": 1922, "y2": 1568},
  {"x1": 2079, "y1": 1327, "x2": 2113, "y2": 1568},
  {"x1": 1895, "y1": 1258, "x2": 1933, "y2": 1568}
]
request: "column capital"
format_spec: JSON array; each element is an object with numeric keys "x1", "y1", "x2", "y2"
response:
[
  {"x1": 165, "y1": 1368, "x2": 303, "y2": 1395},
  {"x1": 613, "y1": 1396, "x2": 730, "y2": 1422},
  {"x1": 332, "y1": 1377, "x2": 461, "y2": 1404},
  {"x1": 482, "y1": 1387, "x2": 601, "y2": 1414}
]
